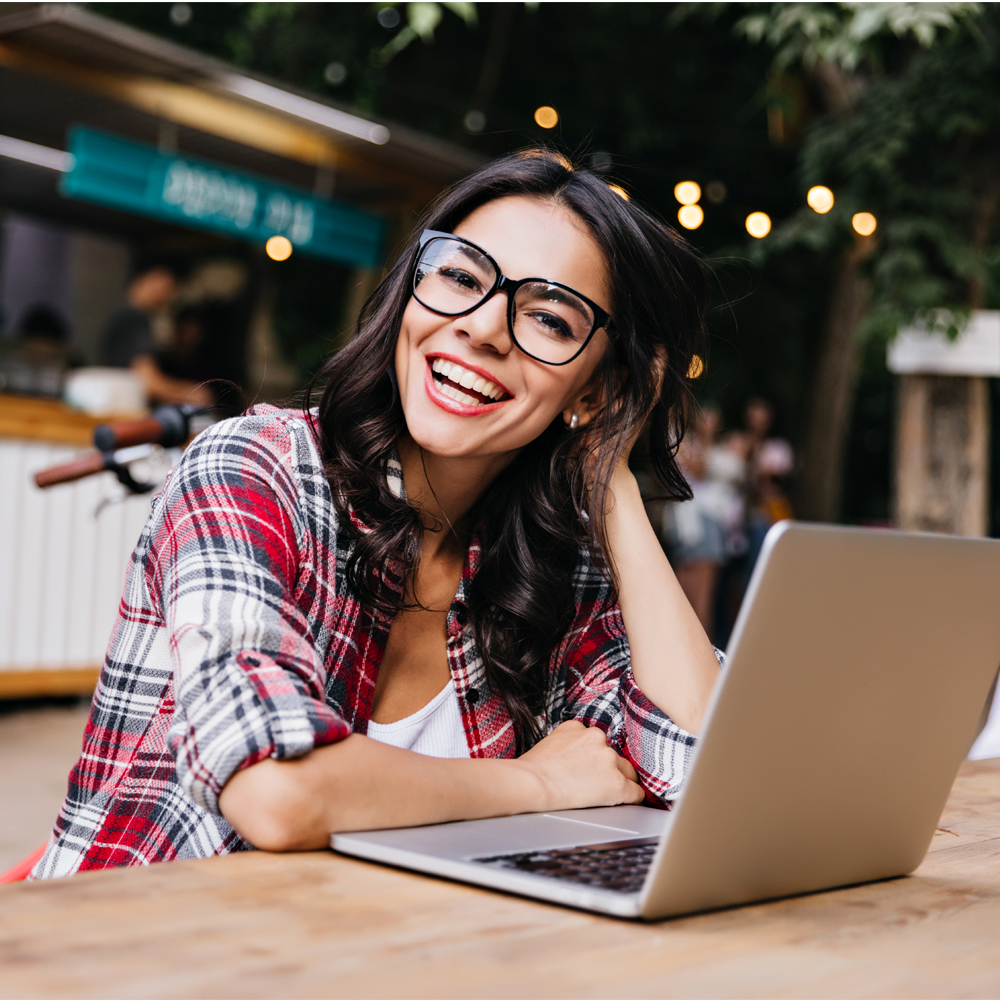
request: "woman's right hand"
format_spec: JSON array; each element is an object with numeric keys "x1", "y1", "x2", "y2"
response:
[{"x1": 513, "y1": 720, "x2": 645, "y2": 812}]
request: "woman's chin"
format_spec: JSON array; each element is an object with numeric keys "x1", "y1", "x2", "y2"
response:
[{"x1": 405, "y1": 427, "x2": 495, "y2": 460}]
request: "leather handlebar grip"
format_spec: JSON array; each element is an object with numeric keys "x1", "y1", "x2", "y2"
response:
[
  {"x1": 34, "y1": 452, "x2": 108, "y2": 489},
  {"x1": 92, "y1": 417, "x2": 165, "y2": 452}
]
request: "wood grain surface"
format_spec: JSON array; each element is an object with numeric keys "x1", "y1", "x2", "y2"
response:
[
  {"x1": 2, "y1": 759, "x2": 999, "y2": 999},
  {"x1": 0, "y1": 395, "x2": 103, "y2": 447},
  {"x1": 0, "y1": 668, "x2": 99, "y2": 700}
]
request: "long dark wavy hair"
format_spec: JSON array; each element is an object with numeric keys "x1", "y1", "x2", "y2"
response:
[{"x1": 307, "y1": 150, "x2": 708, "y2": 749}]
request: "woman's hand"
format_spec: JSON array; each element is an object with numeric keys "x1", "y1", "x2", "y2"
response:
[{"x1": 513, "y1": 720, "x2": 645, "y2": 811}]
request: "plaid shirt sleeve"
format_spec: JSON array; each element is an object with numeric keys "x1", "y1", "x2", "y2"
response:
[
  {"x1": 558, "y1": 554, "x2": 724, "y2": 805},
  {"x1": 150, "y1": 414, "x2": 351, "y2": 816}
]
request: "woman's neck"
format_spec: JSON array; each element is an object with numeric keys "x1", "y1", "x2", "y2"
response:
[{"x1": 397, "y1": 434, "x2": 515, "y2": 560}]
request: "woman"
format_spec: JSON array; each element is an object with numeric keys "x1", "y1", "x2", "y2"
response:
[{"x1": 34, "y1": 152, "x2": 720, "y2": 877}]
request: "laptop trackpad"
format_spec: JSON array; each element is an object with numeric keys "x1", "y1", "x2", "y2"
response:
[{"x1": 335, "y1": 805, "x2": 670, "y2": 861}]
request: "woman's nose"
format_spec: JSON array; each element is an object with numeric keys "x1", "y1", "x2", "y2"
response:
[{"x1": 454, "y1": 293, "x2": 512, "y2": 354}]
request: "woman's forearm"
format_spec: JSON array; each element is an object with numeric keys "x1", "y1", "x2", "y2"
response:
[
  {"x1": 218, "y1": 721, "x2": 644, "y2": 851},
  {"x1": 605, "y1": 466, "x2": 720, "y2": 734},
  {"x1": 219, "y1": 734, "x2": 534, "y2": 850}
]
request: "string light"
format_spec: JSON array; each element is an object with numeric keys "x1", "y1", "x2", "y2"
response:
[
  {"x1": 745, "y1": 212, "x2": 771, "y2": 238},
  {"x1": 678, "y1": 204, "x2": 704, "y2": 230},
  {"x1": 687, "y1": 354, "x2": 705, "y2": 379},
  {"x1": 533, "y1": 106, "x2": 558, "y2": 129},
  {"x1": 852, "y1": 212, "x2": 877, "y2": 236},
  {"x1": 807, "y1": 185, "x2": 834, "y2": 214},
  {"x1": 265, "y1": 235, "x2": 293, "y2": 261},
  {"x1": 674, "y1": 181, "x2": 701, "y2": 206}
]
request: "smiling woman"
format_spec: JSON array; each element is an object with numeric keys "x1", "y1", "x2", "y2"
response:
[{"x1": 32, "y1": 151, "x2": 722, "y2": 876}]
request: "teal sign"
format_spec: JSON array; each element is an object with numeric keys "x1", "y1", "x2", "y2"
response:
[{"x1": 61, "y1": 127, "x2": 385, "y2": 268}]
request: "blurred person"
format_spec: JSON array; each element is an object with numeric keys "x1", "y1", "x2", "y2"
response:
[
  {"x1": 18, "y1": 305, "x2": 76, "y2": 361},
  {"x1": 156, "y1": 305, "x2": 213, "y2": 384},
  {"x1": 98, "y1": 264, "x2": 213, "y2": 407},
  {"x1": 743, "y1": 398, "x2": 794, "y2": 577},
  {"x1": 33, "y1": 151, "x2": 723, "y2": 876},
  {"x1": 0, "y1": 305, "x2": 80, "y2": 396},
  {"x1": 662, "y1": 406, "x2": 726, "y2": 634}
]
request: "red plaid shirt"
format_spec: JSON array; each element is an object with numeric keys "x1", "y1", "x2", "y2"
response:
[{"x1": 34, "y1": 406, "x2": 700, "y2": 878}]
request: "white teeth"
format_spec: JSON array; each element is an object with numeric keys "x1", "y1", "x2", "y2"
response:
[
  {"x1": 439, "y1": 382, "x2": 479, "y2": 406},
  {"x1": 430, "y1": 358, "x2": 508, "y2": 404}
]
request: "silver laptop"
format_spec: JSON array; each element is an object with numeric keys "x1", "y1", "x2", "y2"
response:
[{"x1": 332, "y1": 522, "x2": 1000, "y2": 920}]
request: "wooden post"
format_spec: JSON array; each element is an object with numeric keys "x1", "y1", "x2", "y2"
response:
[{"x1": 895, "y1": 374, "x2": 989, "y2": 536}]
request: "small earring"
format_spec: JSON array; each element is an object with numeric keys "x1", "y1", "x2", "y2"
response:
[{"x1": 569, "y1": 413, "x2": 579, "y2": 430}]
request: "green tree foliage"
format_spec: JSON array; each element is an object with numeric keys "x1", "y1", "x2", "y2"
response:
[
  {"x1": 740, "y1": 2, "x2": 999, "y2": 339},
  {"x1": 729, "y1": 2, "x2": 1000, "y2": 523}
]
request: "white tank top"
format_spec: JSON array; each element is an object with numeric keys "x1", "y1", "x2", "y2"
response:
[{"x1": 365, "y1": 680, "x2": 471, "y2": 758}]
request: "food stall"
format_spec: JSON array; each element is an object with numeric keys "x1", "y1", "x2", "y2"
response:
[{"x1": 0, "y1": 3, "x2": 478, "y2": 697}]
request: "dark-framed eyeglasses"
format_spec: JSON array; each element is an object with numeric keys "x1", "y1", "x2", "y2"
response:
[{"x1": 411, "y1": 229, "x2": 614, "y2": 367}]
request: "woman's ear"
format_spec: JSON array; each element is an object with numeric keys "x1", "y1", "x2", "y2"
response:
[
  {"x1": 562, "y1": 388, "x2": 599, "y2": 429},
  {"x1": 562, "y1": 368, "x2": 624, "y2": 429}
]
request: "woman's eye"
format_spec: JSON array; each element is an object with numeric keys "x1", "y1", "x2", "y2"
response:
[
  {"x1": 439, "y1": 267, "x2": 484, "y2": 292},
  {"x1": 528, "y1": 309, "x2": 576, "y2": 340}
]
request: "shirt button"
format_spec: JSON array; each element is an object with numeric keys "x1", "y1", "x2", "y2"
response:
[{"x1": 467, "y1": 688, "x2": 479, "y2": 705}]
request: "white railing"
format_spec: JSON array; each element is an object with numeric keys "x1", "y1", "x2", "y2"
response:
[{"x1": 0, "y1": 439, "x2": 151, "y2": 671}]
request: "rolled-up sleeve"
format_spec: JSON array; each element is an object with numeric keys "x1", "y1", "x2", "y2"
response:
[
  {"x1": 147, "y1": 416, "x2": 350, "y2": 815},
  {"x1": 560, "y1": 595, "x2": 722, "y2": 805}
]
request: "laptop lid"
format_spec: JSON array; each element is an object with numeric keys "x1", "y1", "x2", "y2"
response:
[{"x1": 641, "y1": 522, "x2": 1000, "y2": 919}]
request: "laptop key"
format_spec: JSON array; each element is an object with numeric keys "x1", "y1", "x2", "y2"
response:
[{"x1": 473, "y1": 837, "x2": 659, "y2": 894}]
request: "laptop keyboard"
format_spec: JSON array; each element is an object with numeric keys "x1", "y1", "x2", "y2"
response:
[{"x1": 473, "y1": 836, "x2": 659, "y2": 894}]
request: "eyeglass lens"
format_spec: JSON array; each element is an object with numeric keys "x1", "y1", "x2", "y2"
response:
[{"x1": 414, "y1": 237, "x2": 596, "y2": 364}]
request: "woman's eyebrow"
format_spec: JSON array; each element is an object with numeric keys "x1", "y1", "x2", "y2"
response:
[
  {"x1": 455, "y1": 244, "x2": 490, "y2": 267},
  {"x1": 535, "y1": 285, "x2": 592, "y2": 320}
]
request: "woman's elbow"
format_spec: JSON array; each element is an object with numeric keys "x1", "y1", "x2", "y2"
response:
[{"x1": 219, "y1": 757, "x2": 328, "y2": 852}]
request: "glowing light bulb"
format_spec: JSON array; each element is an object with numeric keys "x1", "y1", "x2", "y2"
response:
[
  {"x1": 674, "y1": 181, "x2": 701, "y2": 206},
  {"x1": 687, "y1": 354, "x2": 705, "y2": 379},
  {"x1": 852, "y1": 212, "x2": 877, "y2": 236},
  {"x1": 533, "y1": 106, "x2": 559, "y2": 129},
  {"x1": 677, "y1": 204, "x2": 704, "y2": 230},
  {"x1": 265, "y1": 235, "x2": 293, "y2": 261},
  {"x1": 807, "y1": 185, "x2": 834, "y2": 214},
  {"x1": 745, "y1": 212, "x2": 771, "y2": 239}
]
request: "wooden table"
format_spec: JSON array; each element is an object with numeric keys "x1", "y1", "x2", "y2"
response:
[{"x1": 3, "y1": 759, "x2": 1000, "y2": 999}]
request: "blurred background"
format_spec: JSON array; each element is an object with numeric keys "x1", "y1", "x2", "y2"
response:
[{"x1": 3, "y1": 1, "x2": 1000, "y2": 870}]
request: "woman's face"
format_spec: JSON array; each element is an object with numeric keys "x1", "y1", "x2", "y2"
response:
[{"x1": 394, "y1": 194, "x2": 612, "y2": 461}]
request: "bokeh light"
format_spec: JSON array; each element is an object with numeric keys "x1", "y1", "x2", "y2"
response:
[
  {"x1": 533, "y1": 106, "x2": 559, "y2": 129},
  {"x1": 852, "y1": 212, "x2": 877, "y2": 236},
  {"x1": 674, "y1": 181, "x2": 701, "y2": 206},
  {"x1": 265, "y1": 235, "x2": 293, "y2": 261},
  {"x1": 705, "y1": 181, "x2": 727, "y2": 205},
  {"x1": 807, "y1": 185, "x2": 834, "y2": 214},
  {"x1": 677, "y1": 204, "x2": 704, "y2": 230},
  {"x1": 745, "y1": 212, "x2": 772, "y2": 238},
  {"x1": 687, "y1": 354, "x2": 705, "y2": 379},
  {"x1": 607, "y1": 183, "x2": 630, "y2": 201}
]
